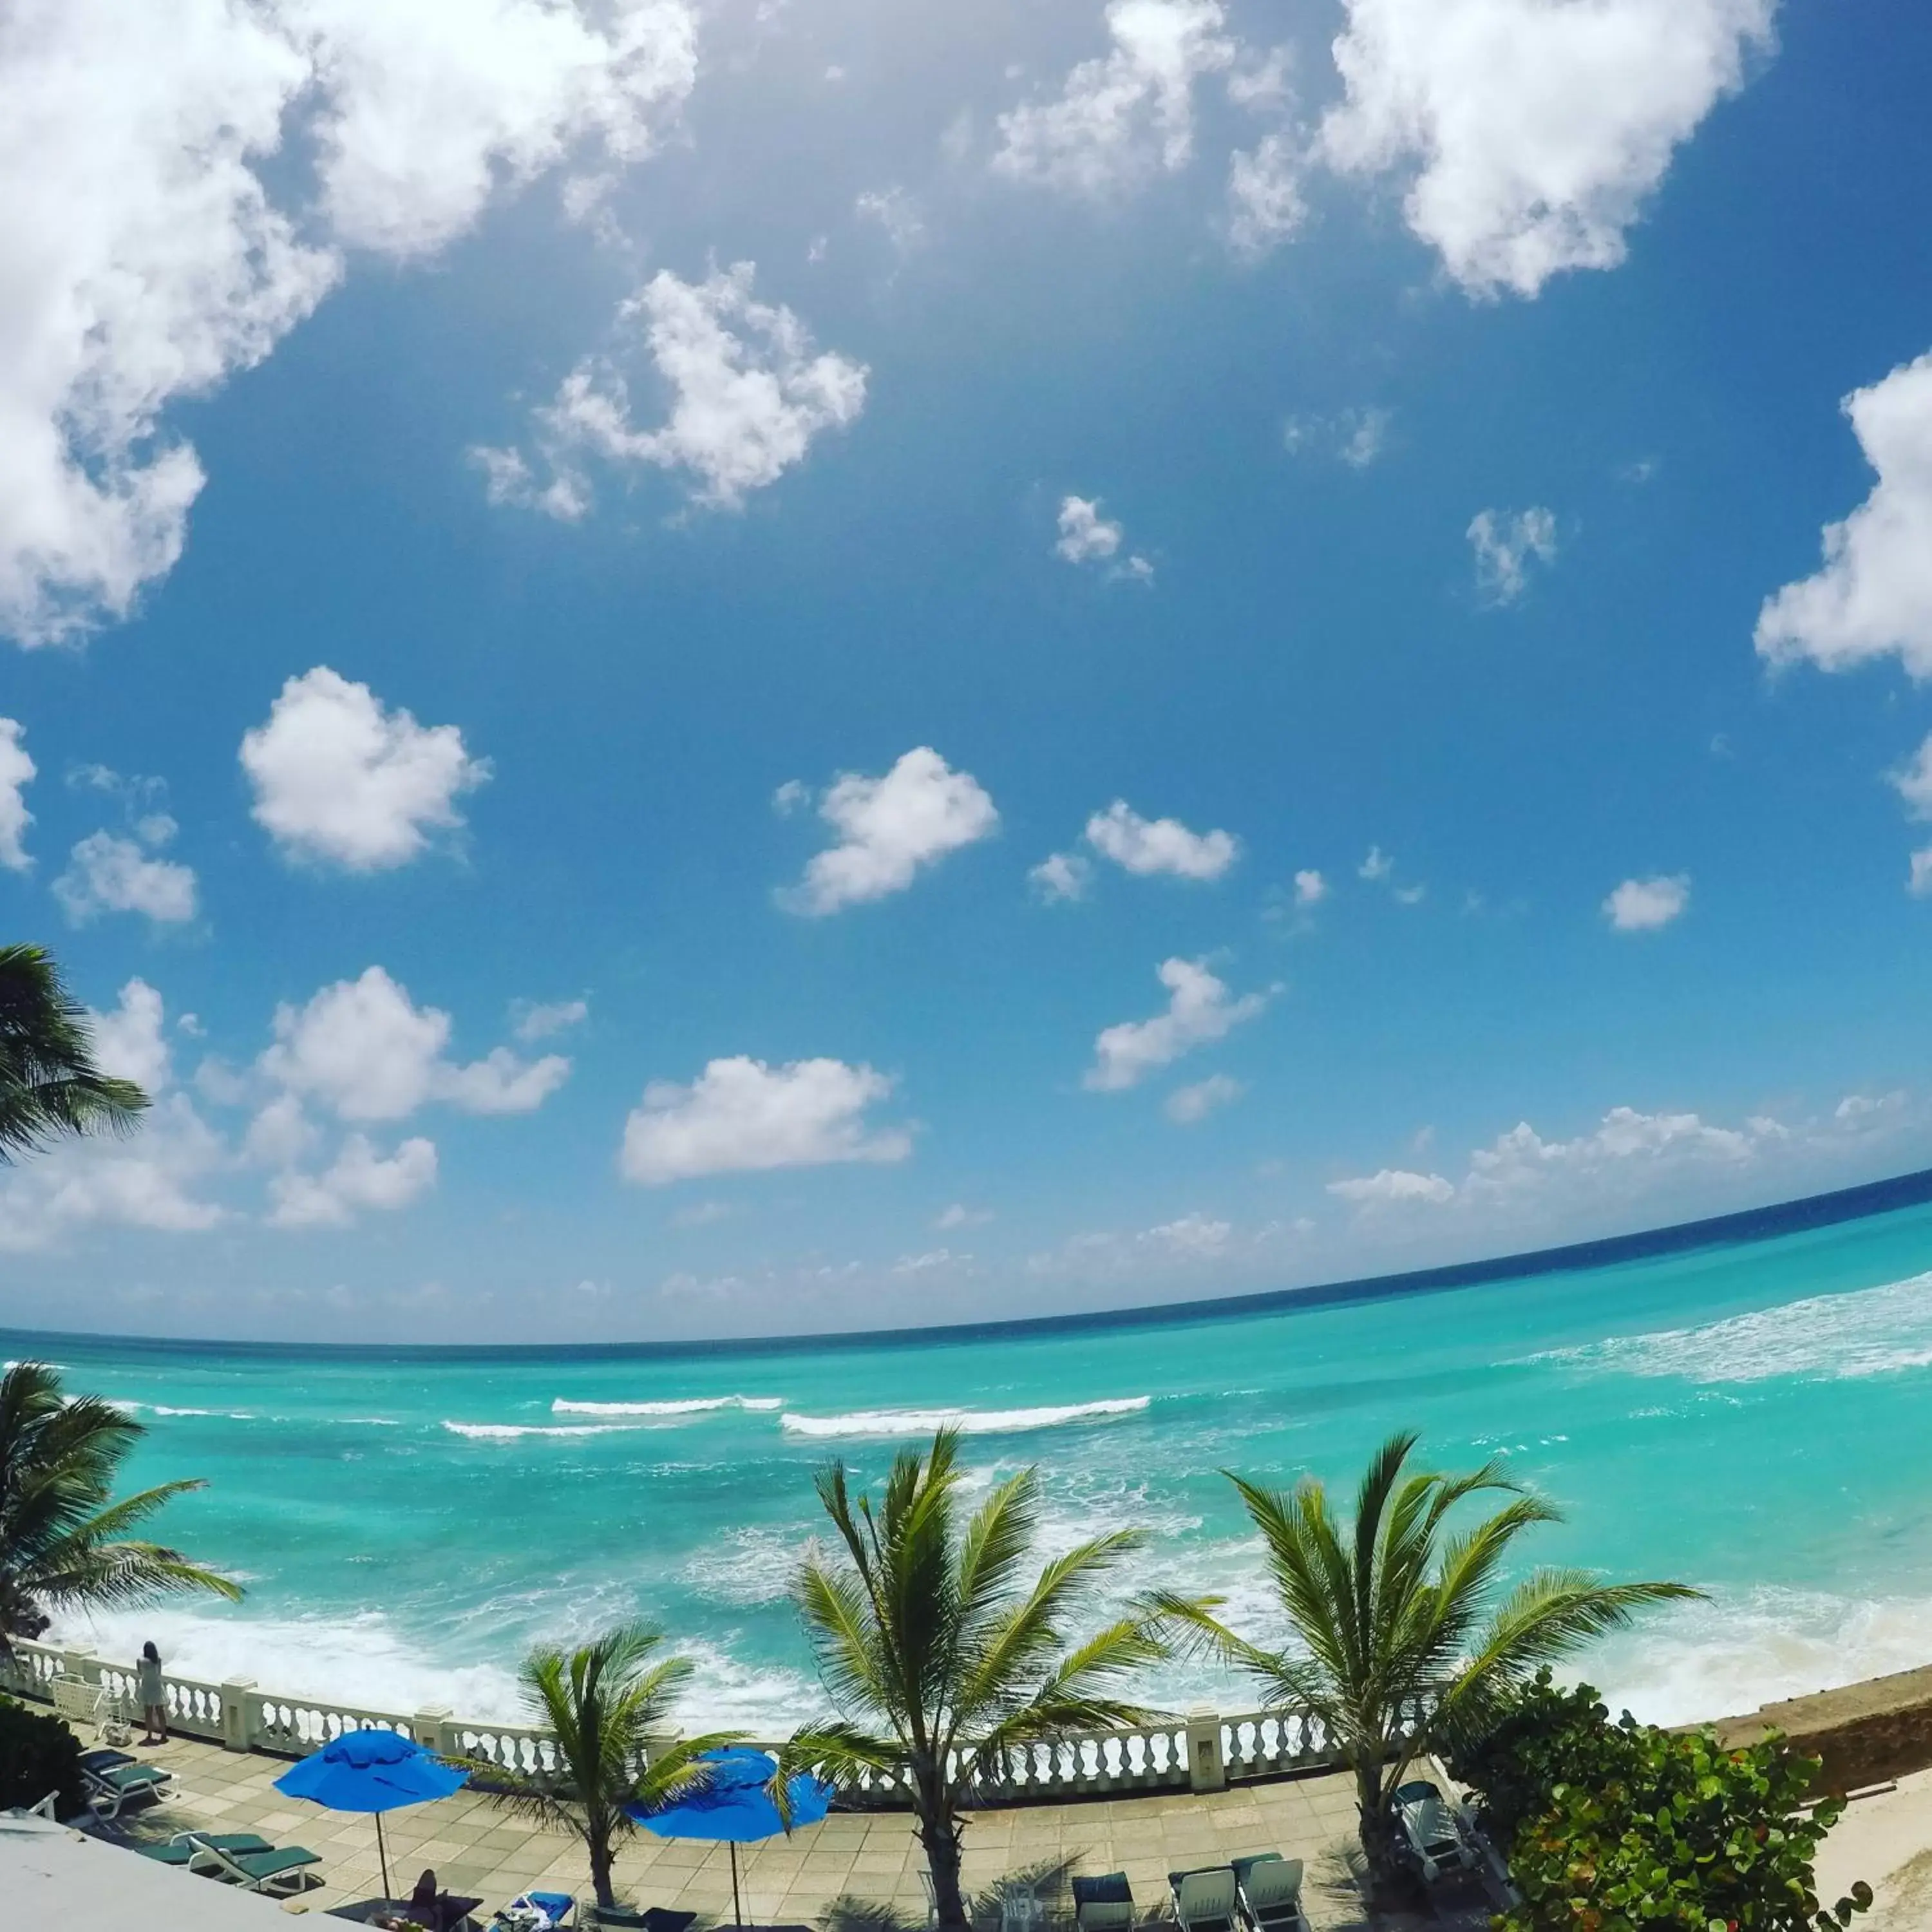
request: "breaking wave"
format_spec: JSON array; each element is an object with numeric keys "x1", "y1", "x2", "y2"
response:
[
  {"x1": 779, "y1": 1397, "x2": 1151, "y2": 1439},
  {"x1": 550, "y1": 1396, "x2": 784, "y2": 1416}
]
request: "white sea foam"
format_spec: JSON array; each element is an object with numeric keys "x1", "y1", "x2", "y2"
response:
[
  {"x1": 1530, "y1": 1271, "x2": 1932, "y2": 1384},
  {"x1": 551, "y1": 1396, "x2": 784, "y2": 1416},
  {"x1": 441, "y1": 1419, "x2": 663, "y2": 1439},
  {"x1": 780, "y1": 1397, "x2": 1151, "y2": 1438}
]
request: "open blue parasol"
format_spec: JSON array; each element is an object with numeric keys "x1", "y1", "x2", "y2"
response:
[
  {"x1": 626, "y1": 1745, "x2": 834, "y2": 1927},
  {"x1": 274, "y1": 1727, "x2": 469, "y2": 1899}
]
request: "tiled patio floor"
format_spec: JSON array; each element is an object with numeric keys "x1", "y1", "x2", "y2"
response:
[{"x1": 102, "y1": 1737, "x2": 1396, "y2": 1928}]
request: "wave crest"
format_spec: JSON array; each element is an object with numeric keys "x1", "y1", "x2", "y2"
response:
[
  {"x1": 442, "y1": 1420, "x2": 662, "y2": 1439},
  {"x1": 780, "y1": 1397, "x2": 1151, "y2": 1439},
  {"x1": 550, "y1": 1396, "x2": 784, "y2": 1416}
]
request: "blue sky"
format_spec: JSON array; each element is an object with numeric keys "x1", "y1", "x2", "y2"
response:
[{"x1": 5, "y1": 0, "x2": 1932, "y2": 1342}]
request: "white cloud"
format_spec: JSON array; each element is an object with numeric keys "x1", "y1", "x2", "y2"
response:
[
  {"x1": 244, "y1": 1092, "x2": 319, "y2": 1170},
  {"x1": 936, "y1": 1202, "x2": 993, "y2": 1230},
  {"x1": 1166, "y1": 1073, "x2": 1244, "y2": 1124},
  {"x1": 0, "y1": 719, "x2": 33, "y2": 869},
  {"x1": 1293, "y1": 868, "x2": 1329, "y2": 906},
  {"x1": 0, "y1": 0, "x2": 698, "y2": 647},
  {"x1": 779, "y1": 747, "x2": 998, "y2": 916},
  {"x1": 513, "y1": 998, "x2": 589, "y2": 1042},
  {"x1": 1604, "y1": 873, "x2": 1689, "y2": 931},
  {"x1": 855, "y1": 186, "x2": 924, "y2": 252},
  {"x1": 1054, "y1": 496, "x2": 1153, "y2": 579},
  {"x1": 1358, "y1": 845, "x2": 1395, "y2": 882},
  {"x1": 1284, "y1": 409, "x2": 1392, "y2": 467},
  {"x1": 1227, "y1": 133, "x2": 1305, "y2": 259},
  {"x1": 53, "y1": 824, "x2": 197, "y2": 925},
  {"x1": 240, "y1": 666, "x2": 490, "y2": 871},
  {"x1": 620, "y1": 1056, "x2": 911, "y2": 1185},
  {"x1": 1466, "y1": 1106, "x2": 1761, "y2": 1199},
  {"x1": 1328, "y1": 1167, "x2": 1455, "y2": 1206},
  {"x1": 994, "y1": 0, "x2": 1235, "y2": 196},
  {"x1": 90, "y1": 980, "x2": 174, "y2": 1095},
  {"x1": 1320, "y1": 0, "x2": 1775, "y2": 298},
  {"x1": 1468, "y1": 506, "x2": 1557, "y2": 603},
  {"x1": 1910, "y1": 851, "x2": 1932, "y2": 900},
  {"x1": 1084, "y1": 799, "x2": 1238, "y2": 880},
  {"x1": 1755, "y1": 352, "x2": 1932, "y2": 679},
  {"x1": 260, "y1": 965, "x2": 570, "y2": 1121},
  {"x1": 1029, "y1": 851, "x2": 1094, "y2": 904},
  {"x1": 1086, "y1": 956, "x2": 1272, "y2": 1092},
  {"x1": 484, "y1": 263, "x2": 867, "y2": 515},
  {"x1": 267, "y1": 1133, "x2": 437, "y2": 1229}
]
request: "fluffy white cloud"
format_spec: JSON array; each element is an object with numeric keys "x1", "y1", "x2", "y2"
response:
[
  {"x1": 1029, "y1": 851, "x2": 1094, "y2": 904},
  {"x1": 1086, "y1": 956, "x2": 1272, "y2": 1092},
  {"x1": 240, "y1": 667, "x2": 490, "y2": 871},
  {"x1": 513, "y1": 997, "x2": 589, "y2": 1042},
  {"x1": 1293, "y1": 868, "x2": 1329, "y2": 906},
  {"x1": 621, "y1": 1056, "x2": 911, "y2": 1184},
  {"x1": 1755, "y1": 352, "x2": 1932, "y2": 679},
  {"x1": 90, "y1": 979, "x2": 174, "y2": 1095},
  {"x1": 994, "y1": 0, "x2": 1235, "y2": 196},
  {"x1": 0, "y1": 0, "x2": 698, "y2": 646},
  {"x1": 1084, "y1": 799, "x2": 1238, "y2": 880},
  {"x1": 1054, "y1": 496, "x2": 1153, "y2": 580},
  {"x1": 1227, "y1": 133, "x2": 1305, "y2": 258},
  {"x1": 780, "y1": 747, "x2": 998, "y2": 916},
  {"x1": 1328, "y1": 1166, "x2": 1455, "y2": 1206},
  {"x1": 53, "y1": 824, "x2": 197, "y2": 925},
  {"x1": 1320, "y1": 0, "x2": 1775, "y2": 298},
  {"x1": 1358, "y1": 845, "x2": 1394, "y2": 882},
  {"x1": 259, "y1": 966, "x2": 569, "y2": 1121},
  {"x1": 1165, "y1": 1073, "x2": 1244, "y2": 1124},
  {"x1": 267, "y1": 1133, "x2": 437, "y2": 1229},
  {"x1": 1604, "y1": 873, "x2": 1690, "y2": 931},
  {"x1": 1466, "y1": 1106, "x2": 1761, "y2": 1198},
  {"x1": 1468, "y1": 506, "x2": 1557, "y2": 603},
  {"x1": 0, "y1": 718, "x2": 33, "y2": 869},
  {"x1": 483, "y1": 263, "x2": 867, "y2": 515}
]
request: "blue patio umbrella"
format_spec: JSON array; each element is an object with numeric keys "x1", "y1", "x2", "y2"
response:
[
  {"x1": 626, "y1": 1746, "x2": 835, "y2": 1927},
  {"x1": 275, "y1": 1727, "x2": 470, "y2": 1900}
]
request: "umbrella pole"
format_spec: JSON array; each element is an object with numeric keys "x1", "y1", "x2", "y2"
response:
[
  {"x1": 377, "y1": 1812, "x2": 392, "y2": 1902},
  {"x1": 731, "y1": 1841, "x2": 744, "y2": 1929}
]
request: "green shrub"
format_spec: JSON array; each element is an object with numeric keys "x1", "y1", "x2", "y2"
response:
[
  {"x1": 0, "y1": 1694, "x2": 84, "y2": 1818},
  {"x1": 1452, "y1": 1672, "x2": 1873, "y2": 1932}
]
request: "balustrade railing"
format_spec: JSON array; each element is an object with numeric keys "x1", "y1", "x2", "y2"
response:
[{"x1": 0, "y1": 1636, "x2": 1352, "y2": 1805}]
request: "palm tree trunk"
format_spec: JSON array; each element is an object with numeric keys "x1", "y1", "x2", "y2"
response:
[
  {"x1": 589, "y1": 1824, "x2": 618, "y2": 1911},
  {"x1": 1354, "y1": 1759, "x2": 1403, "y2": 1904},
  {"x1": 916, "y1": 1771, "x2": 970, "y2": 1930}
]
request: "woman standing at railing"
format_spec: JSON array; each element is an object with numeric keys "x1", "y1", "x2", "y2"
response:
[{"x1": 137, "y1": 1640, "x2": 168, "y2": 1747}]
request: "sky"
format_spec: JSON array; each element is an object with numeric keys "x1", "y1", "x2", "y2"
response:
[{"x1": 5, "y1": 0, "x2": 1932, "y2": 1344}]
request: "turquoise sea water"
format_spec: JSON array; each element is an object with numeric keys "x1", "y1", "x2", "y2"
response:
[{"x1": 15, "y1": 1185, "x2": 1932, "y2": 1733}]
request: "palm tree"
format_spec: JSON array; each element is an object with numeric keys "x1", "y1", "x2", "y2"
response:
[
  {"x1": 0, "y1": 1361, "x2": 242, "y2": 1652},
  {"x1": 487, "y1": 1624, "x2": 745, "y2": 1912},
  {"x1": 0, "y1": 944, "x2": 147, "y2": 1161},
  {"x1": 1176, "y1": 1432, "x2": 1700, "y2": 1902},
  {"x1": 781, "y1": 1428, "x2": 1202, "y2": 1931}
]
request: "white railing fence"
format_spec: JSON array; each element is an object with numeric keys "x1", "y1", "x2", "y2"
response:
[{"x1": 2, "y1": 1637, "x2": 1358, "y2": 1806}]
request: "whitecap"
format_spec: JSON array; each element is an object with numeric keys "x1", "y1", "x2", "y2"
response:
[
  {"x1": 440, "y1": 1420, "x2": 662, "y2": 1439},
  {"x1": 779, "y1": 1397, "x2": 1151, "y2": 1439},
  {"x1": 549, "y1": 1396, "x2": 784, "y2": 1417}
]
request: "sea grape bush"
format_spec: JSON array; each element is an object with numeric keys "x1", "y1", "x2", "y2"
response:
[
  {"x1": 0, "y1": 1694, "x2": 82, "y2": 1817},
  {"x1": 1451, "y1": 1671, "x2": 1873, "y2": 1932}
]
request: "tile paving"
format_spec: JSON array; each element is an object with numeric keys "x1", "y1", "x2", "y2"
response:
[{"x1": 97, "y1": 1736, "x2": 1405, "y2": 1928}]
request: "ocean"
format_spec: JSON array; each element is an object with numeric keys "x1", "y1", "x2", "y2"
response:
[{"x1": 15, "y1": 1179, "x2": 1932, "y2": 1738}]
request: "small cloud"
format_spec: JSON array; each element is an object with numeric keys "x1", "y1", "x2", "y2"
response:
[
  {"x1": 512, "y1": 998, "x2": 589, "y2": 1043},
  {"x1": 1086, "y1": 800, "x2": 1238, "y2": 881},
  {"x1": 1283, "y1": 408, "x2": 1392, "y2": 468},
  {"x1": 936, "y1": 1202, "x2": 992, "y2": 1230},
  {"x1": 1029, "y1": 851, "x2": 1092, "y2": 904},
  {"x1": 54, "y1": 822, "x2": 197, "y2": 927},
  {"x1": 1603, "y1": 873, "x2": 1690, "y2": 932},
  {"x1": 1618, "y1": 458, "x2": 1659, "y2": 484},
  {"x1": 855, "y1": 186, "x2": 924, "y2": 253},
  {"x1": 1328, "y1": 1168, "x2": 1455, "y2": 1206},
  {"x1": 1358, "y1": 846, "x2": 1394, "y2": 883},
  {"x1": 1087, "y1": 957, "x2": 1274, "y2": 1092},
  {"x1": 1468, "y1": 506, "x2": 1558, "y2": 605},
  {"x1": 1293, "y1": 868, "x2": 1328, "y2": 907},
  {"x1": 1394, "y1": 883, "x2": 1426, "y2": 905},
  {"x1": 1054, "y1": 495, "x2": 1153, "y2": 582},
  {"x1": 1166, "y1": 1074, "x2": 1244, "y2": 1124}
]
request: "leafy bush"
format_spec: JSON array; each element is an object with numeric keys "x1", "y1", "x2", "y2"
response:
[
  {"x1": 1452, "y1": 1671, "x2": 1873, "y2": 1932},
  {"x1": 0, "y1": 1694, "x2": 84, "y2": 1818}
]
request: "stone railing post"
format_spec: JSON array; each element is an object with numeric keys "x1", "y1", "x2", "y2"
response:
[
  {"x1": 414, "y1": 1707, "x2": 451, "y2": 1755},
  {"x1": 1186, "y1": 1705, "x2": 1224, "y2": 1792},
  {"x1": 59, "y1": 1645, "x2": 98, "y2": 1685},
  {"x1": 220, "y1": 1680, "x2": 257, "y2": 1753}
]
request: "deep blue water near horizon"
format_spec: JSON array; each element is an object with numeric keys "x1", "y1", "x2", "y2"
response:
[{"x1": 16, "y1": 1184, "x2": 1932, "y2": 1734}]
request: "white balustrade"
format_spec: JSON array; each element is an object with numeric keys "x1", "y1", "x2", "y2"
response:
[{"x1": 0, "y1": 1636, "x2": 1346, "y2": 1805}]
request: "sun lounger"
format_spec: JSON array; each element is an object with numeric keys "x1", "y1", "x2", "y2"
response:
[
  {"x1": 186, "y1": 1832, "x2": 323, "y2": 1895},
  {"x1": 1072, "y1": 1871, "x2": 1134, "y2": 1932},
  {"x1": 140, "y1": 1832, "x2": 274, "y2": 1866},
  {"x1": 1392, "y1": 1780, "x2": 1476, "y2": 1884},
  {"x1": 78, "y1": 1749, "x2": 175, "y2": 1819},
  {"x1": 493, "y1": 1893, "x2": 576, "y2": 1930},
  {"x1": 1231, "y1": 1855, "x2": 1304, "y2": 1932},
  {"x1": 1168, "y1": 1866, "x2": 1238, "y2": 1932}
]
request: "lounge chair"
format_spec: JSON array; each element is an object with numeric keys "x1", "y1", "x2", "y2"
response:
[
  {"x1": 140, "y1": 1832, "x2": 274, "y2": 1866},
  {"x1": 185, "y1": 1832, "x2": 323, "y2": 1895},
  {"x1": 1072, "y1": 1872, "x2": 1134, "y2": 1932},
  {"x1": 493, "y1": 1893, "x2": 576, "y2": 1930},
  {"x1": 1392, "y1": 1780, "x2": 1476, "y2": 1884},
  {"x1": 1231, "y1": 1855, "x2": 1304, "y2": 1932},
  {"x1": 1168, "y1": 1866, "x2": 1238, "y2": 1932},
  {"x1": 78, "y1": 1748, "x2": 175, "y2": 1819},
  {"x1": 51, "y1": 1672, "x2": 132, "y2": 1747}
]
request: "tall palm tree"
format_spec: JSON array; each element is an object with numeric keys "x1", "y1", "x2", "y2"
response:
[
  {"x1": 487, "y1": 1624, "x2": 745, "y2": 1911},
  {"x1": 1175, "y1": 1433, "x2": 1700, "y2": 1902},
  {"x1": 780, "y1": 1428, "x2": 1202, "y2": 1931},
  {"x1": 0, "y1": 945, "x2": 147, "y2": 1161},
  {"x1": 0, "y1": 1361, "x2": 242, "y2": 1653}
]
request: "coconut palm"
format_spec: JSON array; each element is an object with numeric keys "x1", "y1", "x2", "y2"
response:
[
  {"x1": 0, "y1": 944, "x2": 147, "y2": 1162},
  {"x1": 488, "y1": 1624, "x2": 745, "y2": 1911},
  {"x1": 1175, "y1": 1432, "x2": 1700, "y2": 1901},
  {"x1": 780, "y1": 1428, "x2": 1202, "y2": 1931},
  {"x1": 0, "y1": 1361, "x2": 242, "y2": 1653}
]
